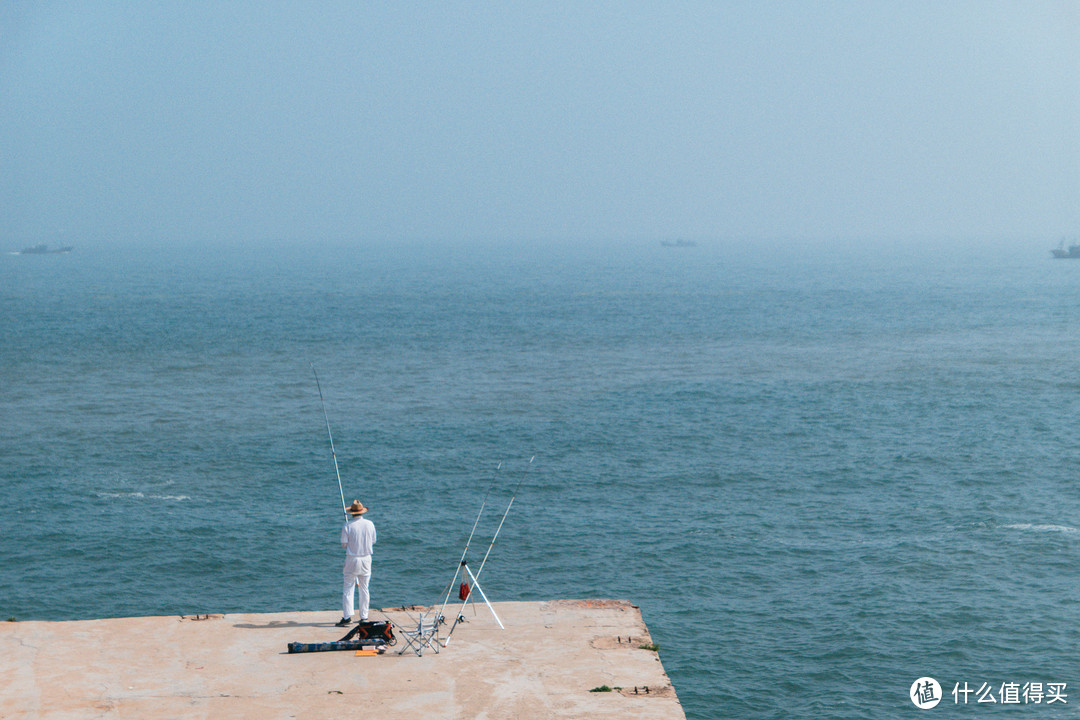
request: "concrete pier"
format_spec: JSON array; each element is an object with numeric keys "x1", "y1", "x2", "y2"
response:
[{"x1": 2, "y1": 599, "x2": 685, "y2": 719}]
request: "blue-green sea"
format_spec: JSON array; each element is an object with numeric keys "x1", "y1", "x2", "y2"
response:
[{"x1": 3, "y1": 238, "x2": 1080, "y2": 719}]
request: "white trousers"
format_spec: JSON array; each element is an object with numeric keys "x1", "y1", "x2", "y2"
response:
[{"x1": 342, "y1": 555, "x2": 372, "y2": 620}]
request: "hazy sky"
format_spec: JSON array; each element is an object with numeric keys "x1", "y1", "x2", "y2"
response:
[{"x1": 1, "y1": 2, "x2": 1078, "y2": 246}]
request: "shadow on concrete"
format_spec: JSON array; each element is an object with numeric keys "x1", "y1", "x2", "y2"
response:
[{"x1": 233, "y1": 620, "x2": 336, "y2": 629}]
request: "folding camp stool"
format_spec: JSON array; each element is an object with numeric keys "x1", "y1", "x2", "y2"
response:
[{"x1": 396, "y1": 611, "x2": 444, "y2": 656}]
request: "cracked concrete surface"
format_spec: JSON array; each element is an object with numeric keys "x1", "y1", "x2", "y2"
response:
[{"x1": 1, "y1": 600, "x2": 684, "y2": 719}]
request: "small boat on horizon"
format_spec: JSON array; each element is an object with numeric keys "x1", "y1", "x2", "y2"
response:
[
  {"x1": 17, "y1": 244, "x2": 73, "y2": 255},
  {"x1": 660, "y1": 239, "x2": 697, "y2": 248}
]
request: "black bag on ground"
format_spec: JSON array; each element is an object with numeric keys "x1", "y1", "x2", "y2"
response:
[{"x1": 339, "y1": 620, "x2": 394, "y2": 644}]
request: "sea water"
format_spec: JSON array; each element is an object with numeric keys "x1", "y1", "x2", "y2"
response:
[{"x1": 2, "y1": 238, "x2": 1080, "y2": 719}]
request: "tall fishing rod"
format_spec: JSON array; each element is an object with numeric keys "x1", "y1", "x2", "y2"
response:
[
  {"x1": 311, "y1": 363, "x2": 348, "y2": 519},
  {"x1": 475, "y1": 455, "x2": 534, "y2": 578},
  {"x1": 437, "y1": 461, "x2": 502, "y2": 617}
]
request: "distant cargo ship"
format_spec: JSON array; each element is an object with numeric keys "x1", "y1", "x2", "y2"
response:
[{"x1": 17, "y1": 244, "x2": 73, "y2": 255}]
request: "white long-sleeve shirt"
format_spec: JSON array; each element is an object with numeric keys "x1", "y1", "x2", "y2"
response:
[{"x1": 341, "y1": 516, "x2": 376, "y2": 557}]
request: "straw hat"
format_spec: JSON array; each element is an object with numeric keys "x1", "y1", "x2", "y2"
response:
[{"x1": 346, "y1": 500, "x2": 369, "y2": 516}]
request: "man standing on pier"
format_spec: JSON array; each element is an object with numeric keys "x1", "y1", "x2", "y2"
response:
[{"x1": 337, "y1": 500, "x2": 376, "y2": 627}]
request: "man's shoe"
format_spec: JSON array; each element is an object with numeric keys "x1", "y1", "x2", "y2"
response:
[
  {"x1": 335, "y1": 617, "x2": 352, "y2": 627},
  {"x1": 357, "y1": 617, "x2": 369, "y2": 623}
]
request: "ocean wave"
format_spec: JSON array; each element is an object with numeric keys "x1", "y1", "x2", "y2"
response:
[
  {"x1": 96, "y1": 491, "x2": 190, "y2": 502},
  {"x1": 1003, "y1": 523, "x2": 1078, "y2": 534}
]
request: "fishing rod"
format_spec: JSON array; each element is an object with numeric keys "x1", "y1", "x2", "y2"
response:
[
  {"x1": 475, "y1": 455, "x2": 533, "y2": 578},
  {"x1": 444, "y1": 456, "x2": 534, "y2": 642},
  {"x1": 311, "y1": 363, "x2": 348, "y2": 520},
  {"x1": 437, "y1": 461, "x2": 502, "y2": 618}
]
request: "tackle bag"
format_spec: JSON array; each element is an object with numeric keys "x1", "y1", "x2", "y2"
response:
[
  {"x1": 287, "y1": 620, "x2": 395, "y2": 654},
  {"x1": 339, "y1": 620, "x2": 394, "y2": 645},
  {"x1": 287, "y1": 640, "x2": 379, "y2": 653}
]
